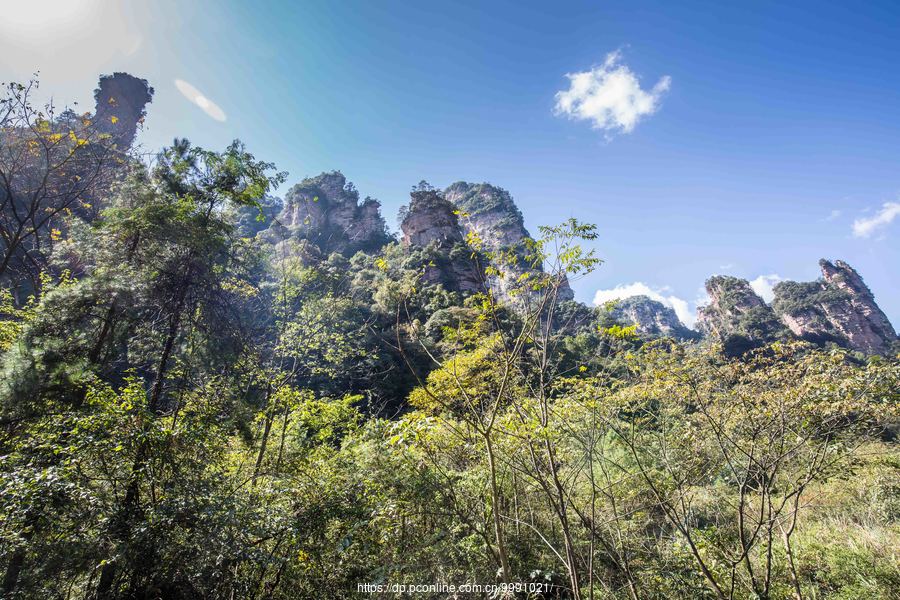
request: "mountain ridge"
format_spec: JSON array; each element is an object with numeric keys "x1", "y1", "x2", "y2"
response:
[
  {"x1": 9, "y1": 72, "x2": 893, "y2": 356},
  {"x1": 255, "y1": 169, "x2": 896, "y2": 355}
]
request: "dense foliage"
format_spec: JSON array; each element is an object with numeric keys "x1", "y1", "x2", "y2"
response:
[{"x1": 1, "y1": 85, "x2": 898, "y2": 599}]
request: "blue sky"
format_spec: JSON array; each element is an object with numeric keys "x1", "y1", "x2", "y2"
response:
[{"x1": 2, "y1": 0, "x2": 898, "y2": 327}]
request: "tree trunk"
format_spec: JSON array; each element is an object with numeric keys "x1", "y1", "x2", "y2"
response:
[
  {"x1": 93, "y1": 447, "x2": 145, "y2": 599},
  {"x1": 484, "y1": 433, "x2": 512, "y2": 583},
  {"x1": 148, "y1": 276, "x2": 190, "y2": 413},
  {"x1": 545, "y1": 439, "x2": 582, "y2": 600},
  {"x1": 252, "y1": 386, "x2": 274, "y2": 485},
  {"x1": 87, "y1": 234, "x2": 141, "y2": 366}
]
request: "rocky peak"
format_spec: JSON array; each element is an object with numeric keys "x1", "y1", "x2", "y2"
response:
[
  {"x1": 444, "y1": 182, "x2": 528, "y2": 249},
  {"x1": 820, "y1": 259, "x2": 876, "y2": 298},
  {"x1": 399, "y1": 185, "x2": 481, "y2": 293},
  {"x1": 93, "y1": 72, "x2": 154, "y2": 148},
  {"x1": 1, "y1": 73, "x2": 153, "y2": 296},
  {"x1": 400, "y1": 187, "x2": 464, "y2": 248},
  {"x1": 604, "y1": 295, "x2": 698, "y2": 340},
  {"x1": 444, "y1": 182, "x2": 574, "y2": 302},
  {"x1": 705, "y1": 276, "x2": 760, "y2": 303},
  {"x1": 772, "y1": 259, "x2": 897, "y2": 355},
  {"x1": 268, "y1": 171, "x2": 390, "y2": 256},
  {"x1": 696, "y1": 276, "x2": 787, "y2": 354}
]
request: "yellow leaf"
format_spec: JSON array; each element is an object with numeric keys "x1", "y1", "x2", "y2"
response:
[{"x1": 110, "y1": 116, "x2": 119, "y2": 124}]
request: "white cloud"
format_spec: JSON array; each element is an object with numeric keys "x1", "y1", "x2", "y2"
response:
[
  {"x1": 593, "y1": 282, "x2": 661, "y2": 306},
  {"x1": 554, "y1": 50, "x2": 671, "y2": 136},
  {"x1": 667, "y1": 297, "x2": 692, "y2": 327},
  {"x1": 852, "y1": 202, "x2": 900, "y2": 238},
  {"x1": 694, "y1": 286, "x2": 712, "y2": 311},
  {"x1": 825, "y1": 209, "x2": 842, "y2": 221},
  {"x1": 749, "y1": 274, "x2": 783, "y2": 303},
  {"x1": 175, "y1": 79, "x2": 227, "y2": 122},
  {"x1": 592, "y1": 282, "x2": 696, "y2": 328}
]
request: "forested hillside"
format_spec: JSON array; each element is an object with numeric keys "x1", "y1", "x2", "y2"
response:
[{"x1": 1, "y1": 76, "x2": 899, "y2": 600}]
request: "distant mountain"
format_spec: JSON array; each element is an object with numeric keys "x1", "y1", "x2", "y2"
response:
[
  {"x1": 253, "y1": 170, "x2": 897, "y2": 356},
  {"x1": 194, "y1": 138, "x2": 895, "y2": 356},
  {"x1": 696, "y1": 262, "x2": 897, "y2": 356},
  {"x1": 772, "y1": 260, "x2": 898, "y2": 355},
  {"x1": 252, "y1": 171, "x2": 898, "y2": 356},
  {"x1": 260, "y1": 171, "x2": 391, "y2": 256},
  {"x1": 394, "y1": 181, "x2": 578, "y2": 304},
  {"x1": 696, "y1": 275, "x2": 789, "y2": 355},
  {"x1": 603, "y1": 295, "x2": 699, "y2": 341}
]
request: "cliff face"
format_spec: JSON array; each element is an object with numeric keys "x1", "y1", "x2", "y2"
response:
[
  {"x1": 260, "y1": 177, "x2": 579, "y2": 305},
  {"x1": 694, "y1": 261, "x2": 897, "y2": 356},
  {"x1": 444, "y1": 182, "x2": 574, "y2": 302},
  {"x1": 264, "y1": 172, "x2": 391, "y2": 256},
  {"x1": 444, "y1": 182, "x2": 529, "y2": 249},
  {"x1": 772, "y1": 260, "x2": 898, "y2": 355},
  {"x1": 399, "y1": 188, "x2": 481, "y2": 293},
  {"x1": 605, "y1": 295, "x2": 698, "y2": 340},
  {"x1": 696, "y1": 276, "x2": 787, "y2": 354},
  {"x1": 401, "y1": 189, "x2": 465, "y2": 248}
]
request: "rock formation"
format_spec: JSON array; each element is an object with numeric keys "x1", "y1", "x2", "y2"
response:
[
  {"x1": 203, "y1": 166, "x2": 900, "y2": 356},
  {"x1": 262, "y1": 172, "x2": 391, "y2": 256},
  {"x1": 696, "y1": 275, "x2": 788, "y2": 355},
  {"x1": 92, "y1": 72, "x2": 154, "y2": 149},
  {"x1": 444, "y1": 182, "x2": 574, "y2": 302},
  {"x1": 772, "y1": 259, "x2": 898, "y2": 355},
  {"x1": 604, "y1": 295, "x2": 699, "y2": 340},
  {"x1": 694, "y1": 261, "x2": 897, "y2": 356},
  {"x1": 444, "y1": 182, "x2": 530, "y2": 251},
  {"x1": 399, "y1": 186, "x2": 482, "y2": 293},
  {"x1": 401, "y1": 187, "x2": 466, "y2": 248},
  {"x1": 1, "y1": 73, "x2": 153, "y2": 296}
]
